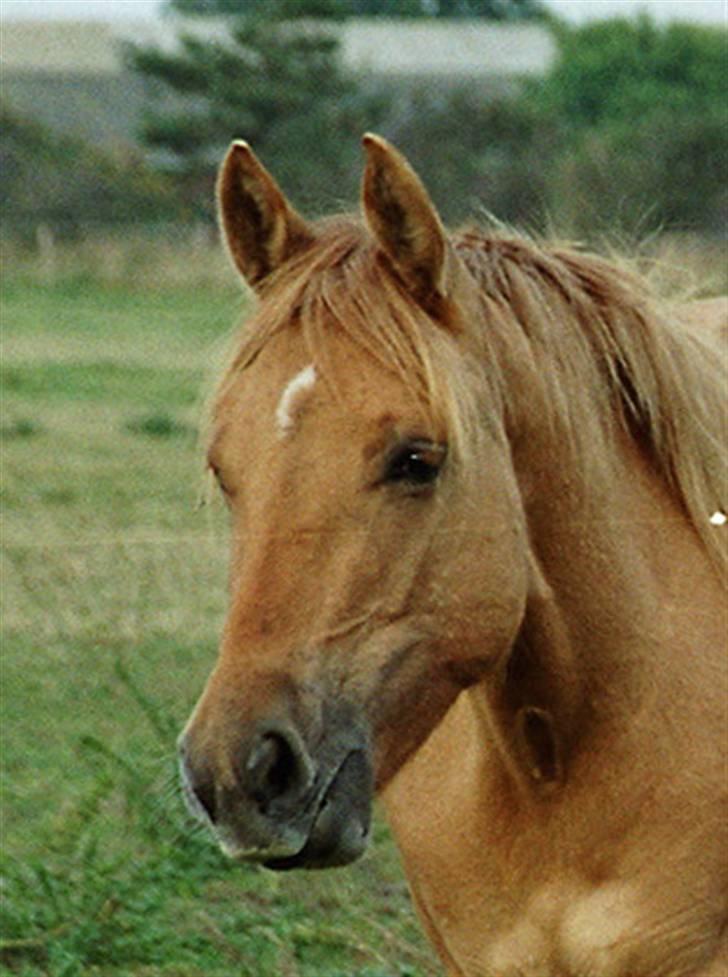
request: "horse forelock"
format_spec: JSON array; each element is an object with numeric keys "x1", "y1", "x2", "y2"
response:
[
  {"x1": 212, "y1": 217, "x2": 726, "y2": 573},
  {"x1": 213, "y1": 216, "x2": 486, "y2": 459}
]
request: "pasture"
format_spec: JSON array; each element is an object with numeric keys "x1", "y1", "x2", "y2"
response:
[
  {"x1": 1, "y1": 233, "x2": 725, "y2": 977},
  {"x1": 0, "y1": 266, "x2": 437, "y2": 976}
]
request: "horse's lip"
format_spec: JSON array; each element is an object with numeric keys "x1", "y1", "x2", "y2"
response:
[{"x1": 263, "y1": 748, "x2": 372, "y2": 871}]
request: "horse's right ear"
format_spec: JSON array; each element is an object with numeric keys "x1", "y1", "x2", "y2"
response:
[{"x1": 217, "y1": 141, "x2": 313, "y2": 290}]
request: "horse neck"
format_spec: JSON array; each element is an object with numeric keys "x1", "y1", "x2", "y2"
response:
[
  {"x1": 472, "y1": 421, "x2": 724, "y2": 796},
  {"x1": 383, "y1": 425, "x2": 726, "y2": 976}
]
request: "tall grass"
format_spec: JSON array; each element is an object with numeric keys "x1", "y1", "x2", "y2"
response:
[
  {"x1": 2, "y1": 225, "x2": 727, "y2": 295},
  {"x1": 1, "y1": 226, "x2": 238, "y2": 292}
]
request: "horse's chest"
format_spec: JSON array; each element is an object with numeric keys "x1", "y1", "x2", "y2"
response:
[
  {"x1": 412, "y1": 874, "x2": 688, "y2": 977},
  {"x1": 383, "y1": 691, "x2": 724, "y2": 977},
  {"x1": 386, "y1": 759, "x2": 720, "y2": 977},
  {"x1": 409, "y1": 865, "x2": 720, "y2": 977},
  {"x1": 475, "y1": 881, "x2": 643, "y2": 977}
]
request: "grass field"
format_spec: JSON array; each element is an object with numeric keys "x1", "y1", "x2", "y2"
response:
[{"x1": 0, "y1": 269, "x2": 439, "y2": 977}]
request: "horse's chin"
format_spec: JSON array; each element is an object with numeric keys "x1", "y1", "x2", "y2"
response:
[{"x1": 264, "y1": 749, "x2": 372, "y2": 871}]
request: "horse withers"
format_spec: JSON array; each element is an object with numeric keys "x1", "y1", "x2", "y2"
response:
[{"x1": 177, "y1": 135, "x2": 727, "y2": 977}]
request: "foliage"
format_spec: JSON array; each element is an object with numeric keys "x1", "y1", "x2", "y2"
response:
[
  {"x1": 168, "y1": 0, "x2": 547, "y2": 17},
  {"x1": 360, "y1": 0, "x2": 547, "y2": 17},
  {"x1": 0, "y1": 103, "x2": 179, "y2": 236},
  {"x1": 3, "y1": 7, "x2": 722, "y2": 238},
  {"x1": 529, "y1": 17, "x2": 728, "y2": 232},
  {"x1": 128, "y1": 3, "x2": 379, "y2": 216},
  {"x1": 535, "y1": 15, "x2": 726, "y2": 130},
  {"x1": 169, "y1": 0, "x2": 348, "y2": 16},
  {"x1": 382, "y1": 89, "x2": 552, "y2": 226},
  {"x1": 549, "y1": 103, "x2": 727, "y2": 233},
  {"x1": 133, "y1": 0, "x2": 545, "y2": 214},
  {"x1": 129, "y1": 7, "x2": 726, "y2": 234},
  {"x1": 389, "y1": 16, "x2": 728, "y2": 232}
]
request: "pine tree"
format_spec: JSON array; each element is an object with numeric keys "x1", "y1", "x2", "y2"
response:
[
  {"x1": 348, "y1": 0, "x2": 545, "y2": 16},
  {"x1": 129, "y1": 0, "x2": 546, "y2": 215},
  {"x1": 128, "y1": 2, "x2": 374, "y2": 215},
  {"x1": 168, "y1": 0, "x2": 545, "y2": 19}
]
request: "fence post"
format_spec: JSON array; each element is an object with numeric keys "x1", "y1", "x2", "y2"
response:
[{"x1": 35, "y1": 223, "x2": 57, "y2": 284}]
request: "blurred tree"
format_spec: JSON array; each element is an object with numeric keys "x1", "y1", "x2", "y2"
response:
[
  {"x1": 168, "y1": 0, "x2": 347, "y2": 16},
  {"x1": 383, "y1": 15, "x2": 727, "y2": 232},
  {"x1": 129, "y1": 0, "x2": 376, "y2": 215},
  {"x1": 168, "y1": 0, "x2": 546, "y2": 17},
  {"x1": 531, "y1": 17, "x2": 728, "y2": 232},
  {"x1": 0, "y1": 103, "x2": 178, "y2": 236},
  {"x1": 385, "y1": 90, "x2": 553, "y2": 226},
  {"x1": 535, "y1": 16, "x2": 725, "y2": 130},
  {"x1": 370, "y1": 0, "x2": 547, "y2": 17},
  {"x1": 132, "y1": 4, "x2": 724, "y2": 234}
]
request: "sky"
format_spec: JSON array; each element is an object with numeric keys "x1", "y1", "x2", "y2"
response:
[{"x1": 0, "y1": 0, "x2": 726, "y2": 24}]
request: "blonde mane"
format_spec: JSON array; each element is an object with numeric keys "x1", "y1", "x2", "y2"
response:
[{"x1": 215, "y1": 217, "x2": 726, "y2": 573}]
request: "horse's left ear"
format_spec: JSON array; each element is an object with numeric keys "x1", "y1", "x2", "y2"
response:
[
  {"x1": 361, "y1": 133, "x2": 450, "y2": 307},
  {"x1": 217, "y1": 140, "x2": 313, "y2": 290}
]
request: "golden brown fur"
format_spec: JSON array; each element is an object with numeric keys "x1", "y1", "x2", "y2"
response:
[{"x1": 181, "y1": 136, "x2": 728, "y2": 977}]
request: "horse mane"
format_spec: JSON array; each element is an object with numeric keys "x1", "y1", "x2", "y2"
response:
[{"x1": 216, "y1": 216, "x2": 726, "y2": 573}]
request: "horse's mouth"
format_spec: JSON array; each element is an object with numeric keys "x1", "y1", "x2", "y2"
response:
[{"x1": 264, "y1": 749, "x2": 372, "y2": 871}]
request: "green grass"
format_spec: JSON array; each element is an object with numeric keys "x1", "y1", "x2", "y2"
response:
[
  {"x1": 1, "y1": 277, "x2": 438, "y2": 977},
  {"x1": 1, "y1": 362, "x2": 199, "y2": 407}
]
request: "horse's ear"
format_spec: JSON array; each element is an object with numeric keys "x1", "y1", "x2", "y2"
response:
[
  {"x1": 361, "y1": 133, "x2": 449, "y2": 305},
  {"x1": 217, "y1": 140, "x2": 313, "y2": 290}
]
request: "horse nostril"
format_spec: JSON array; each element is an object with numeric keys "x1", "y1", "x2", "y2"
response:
[{"x1": 246, "y1": 730, "x2": 311, "y2": 810}]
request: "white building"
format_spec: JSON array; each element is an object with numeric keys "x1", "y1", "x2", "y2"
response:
[{"x1": 2, "y1": 19, "x2": 555, "y2": 150}]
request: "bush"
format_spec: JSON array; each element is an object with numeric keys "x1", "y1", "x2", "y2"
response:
[
  {"x1": 3, "y1": 14, "x2": 724, "y2": 239},
  {"x1": 371, "y1": 17, "x2": 727, "y2": 236},
  {"x1": 532, "y1": 17, "x2": 728, "y2": 234},
  {"x1": 379, "y1": 89, "x2": 553, "y2": 227},
  {"x1": 551, "y1": 105, "x2": 728, "y2": 234},
  {"x1": 0, "y1": 104, "x2": 181, "y2": 237}
]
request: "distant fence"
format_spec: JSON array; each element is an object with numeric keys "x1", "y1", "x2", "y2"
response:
[
  {"x1": 1, "y1": 221, "x2": 241, "y2": 290},
  {"x1": 3, "y1": 220, "x2": 727, "y2": 299}
]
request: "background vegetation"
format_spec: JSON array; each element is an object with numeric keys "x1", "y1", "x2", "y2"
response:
[
  {"x1": 2, "y1": 6, "x2": 725, "y2": 234},
  {"x1": 167, "y1": 0, "x2": 546, "y2": 23},
  {"x1": 1, "y1": 4, "x2": 726, "y2": 975},
  {"x1": 124, "y1": 4, "x2": 726, "y2": 230}
]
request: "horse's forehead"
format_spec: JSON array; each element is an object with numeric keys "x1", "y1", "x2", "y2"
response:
[
  {"x1": 229, "y1": 328, "x2": 416, "y2": 416},
  {"x1": 275, "y1": 363, "x2": 317, "y2": 437},
  {"x1": 220, "y1": 330, "x2": 312, "y2": 414},
  {"x1": 212, "y1": 327, "x2": 438, "y2": 475}
]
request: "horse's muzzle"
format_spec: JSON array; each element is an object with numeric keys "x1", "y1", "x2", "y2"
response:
[{"x1": 178, "y1": 718, "x2": 373, "y2": 870}]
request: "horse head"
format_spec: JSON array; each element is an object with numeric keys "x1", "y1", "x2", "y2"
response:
[{"x1": 178, "y1": 136, "x2": 530, "y2": 869}]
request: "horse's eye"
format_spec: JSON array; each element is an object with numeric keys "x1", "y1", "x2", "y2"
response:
[{"x1": 383, "y1": 441, "x2": 446, "y2": 490}]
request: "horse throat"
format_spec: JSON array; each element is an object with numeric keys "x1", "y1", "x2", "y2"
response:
[{"x1": 472, "y1": 561, "x2": 586, "y2": 795}]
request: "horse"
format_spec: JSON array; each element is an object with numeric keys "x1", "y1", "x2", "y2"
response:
[{"x1": 178, "y1": 134, "x2": 727, "y2": 977}]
